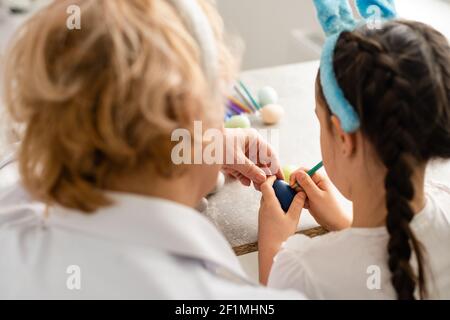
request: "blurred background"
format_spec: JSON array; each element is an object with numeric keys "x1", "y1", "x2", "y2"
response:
[
  {"x1": 1, "y1": 0, "x2": 450, "y2": 158},
  {"x1": 216, "y1": 0, "x2": 450, "y2": 70},
  {"x1": 1, "y1": 0, "x2": 450, "y2": 69}
]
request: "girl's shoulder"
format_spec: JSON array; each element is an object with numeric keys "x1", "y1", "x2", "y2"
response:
[
  {"x1": 280, "y1": 230, "x2": 355, "y2": 255},
  {"x1": 406, "y1": 180, "x2": 450, "y2": 244},
  {"x1": 280, "y1": 179, "x2": 450, "y2": 257},
  {"x1": 425, "y1": 180, "x2": 450, "y2": 203},
  {"x1": 273, "y1": 227, "x2": 387, "y2": 280},
  {"x1": 269, "y1": 230, "x2": 388, "y2": 299},
  {"x1": 422, "y1": 180, "x2": 450, "y2": 225},
  {"x1": 288, "y1": 180, "x2": 450, "y2": 254},
  {"x1": 269, "y1": 181, "x2": 450, "y2": 299},
  {"x1": 281, "y1": 225, "x2": 387, "y2": 256}
]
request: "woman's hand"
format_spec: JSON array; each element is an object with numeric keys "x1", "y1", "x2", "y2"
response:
[
  {"x1": 258, "y1": 176, "x2": 306, "y2": 285},
  {"x1": 222, "y1": 128, "x2": 283, "y2": 189},
  {"x1": 290, "y1": 169, "x2": 351, "y2": 231}
]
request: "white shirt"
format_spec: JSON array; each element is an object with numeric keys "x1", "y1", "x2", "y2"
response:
[
  {"x1": 0, "y1": 162, "x2": 304, "y2": 300},
  {"x1": 269, "y1": 181, "x2": 450, "y2": 300}
]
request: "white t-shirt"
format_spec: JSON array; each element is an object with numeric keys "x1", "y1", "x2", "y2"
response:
[{"x1": 268, "y1": 181, "x2": 450, "y2": 300}]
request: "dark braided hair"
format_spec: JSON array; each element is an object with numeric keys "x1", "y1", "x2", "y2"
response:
[{"x1": 318, "y1": 20, "x2": 450, "y2": 299}]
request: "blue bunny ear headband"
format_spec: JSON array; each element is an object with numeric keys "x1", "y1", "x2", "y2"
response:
[{"x1": 314, "y1": 0, "x2": 398, "y2": 132}]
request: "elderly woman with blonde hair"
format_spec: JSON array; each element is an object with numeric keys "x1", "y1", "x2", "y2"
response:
[{"x1": 0, "y1": 0, "x2": 303, "y2": 299}]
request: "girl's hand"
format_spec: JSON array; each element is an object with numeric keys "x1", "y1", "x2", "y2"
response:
[
  {"x1": 290, "y1": 169, "x2": 351, "y2": 231},
  {"x1": 258, "y1": 176, "x2": 307, "y2": 285}
]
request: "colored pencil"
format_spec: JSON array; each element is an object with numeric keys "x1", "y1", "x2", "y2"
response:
[
  {"x1": 233, "y1": 85, "x2": 256, "y2": 112},
  {"x1": 238, "y1": 80, "x2": 261, "y2": 110},
  {"x1": 228, "y1": 96, "x2": 252, "y2": 113},
  {"x1": 307, "y1": 161, "x2": 324, "y2": 176},
  {"x1": 227, "y1": 101, "x2": 243, "y2": 115},
  {"x1": 292, "y1": 161, "x2": 324, "y2": 189}
]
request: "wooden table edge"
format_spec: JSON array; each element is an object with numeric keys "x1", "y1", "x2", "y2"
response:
[{"x1": 233, "y1": 226, "x2": 328, "y2": 256}]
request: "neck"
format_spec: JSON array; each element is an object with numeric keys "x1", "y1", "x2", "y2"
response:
[
  {"x1": 106, "y1": 168, "x2": 202, "y2": 209},
  {"x1": 351, "y1": 166, "x2": 427, "y2": 228}
]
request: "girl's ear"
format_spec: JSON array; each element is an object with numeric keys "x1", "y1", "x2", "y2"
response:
[{"x1": 331, "y1": 115, "x2": 356, "y2": 157}]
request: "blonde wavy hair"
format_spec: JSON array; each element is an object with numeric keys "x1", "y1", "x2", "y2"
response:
[{"x1": 3, "y1": 0, "x2": 236, "y2": 212}]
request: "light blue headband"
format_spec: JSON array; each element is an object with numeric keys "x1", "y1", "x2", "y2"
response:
[{"x1": 313, "y1": 0, "x2": 398, "y2": 133}]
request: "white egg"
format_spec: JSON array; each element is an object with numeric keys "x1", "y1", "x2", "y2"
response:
[
  {"x1": 210, "y1": 172, "x2": 225, "y2": 194},
  {"x1": 195, "y1": 197, "x2": 209, "y2": 213},
  {"x1": 260, "y1": 104, "x2": 284, "y2": 125},
  {"x1": 258, "y1": 86, "x2": 279, "y2": 106}
]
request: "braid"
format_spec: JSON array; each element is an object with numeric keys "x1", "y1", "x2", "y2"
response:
[
  {"x1": 384, "y1": 150, "x2": 423, "y2": 299},
  {"x1": 362, "y1": 42, "x2": 426, "y2": 300},
  {"x1": 333, "y1": 27, "x2": 434, "y2": 299},
  {"x1": 320, "y1": 20, "x2": 450, "y2": 299}
]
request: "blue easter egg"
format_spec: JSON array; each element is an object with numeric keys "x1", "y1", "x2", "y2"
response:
[{"x1": 272, "y1": 180, "x2": 297, "y2": 213}]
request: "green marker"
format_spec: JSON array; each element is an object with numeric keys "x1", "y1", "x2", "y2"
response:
[
  {"x1": 292, "y1": 161, "x2": 323, "y2": 189},
  {"x1": 239, "y1": 80, "x2": 261, "y2": 110},
  {"x1": 307, "y1": 160, "x2": 324, "y2": 176}
]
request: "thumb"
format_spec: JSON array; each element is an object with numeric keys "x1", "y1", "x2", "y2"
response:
[
  {"x1": 286, "y1": 191, "x2": 306, "y2": 222},
  {"x1": 233, "y1": 157, "x2": 267, "y2": 184},
  {"x1": 295, "y1": 170, "x2": 322, "y2": 199}
]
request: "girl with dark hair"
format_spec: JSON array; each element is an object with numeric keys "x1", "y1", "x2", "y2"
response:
[{"x1": 258, "y1": 19, "x2": 450, "y2": 299}]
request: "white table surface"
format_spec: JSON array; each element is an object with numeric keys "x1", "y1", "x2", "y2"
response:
[{"x1": 204, "y1": 60, "x2": 450, "y2": 249}]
